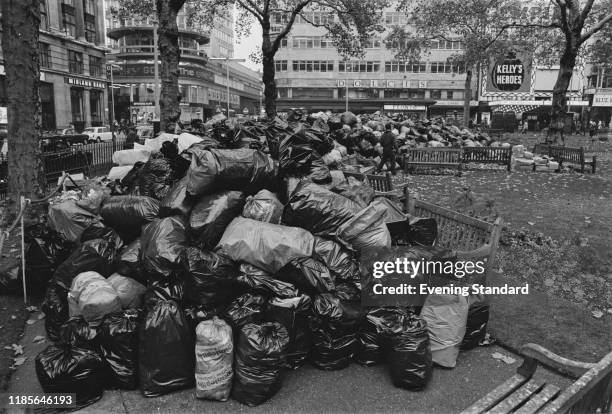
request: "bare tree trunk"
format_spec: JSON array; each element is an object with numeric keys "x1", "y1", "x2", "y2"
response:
[
  {"x1": 1, "y1": 0, "x2": 45, "y2": 216},
  {"x1": 156, "y1": 0, "x2": 185, "y2": 132},
  {"x1": 261, "y1": 25, "x2": 277, "y2": 118},
  {"x1": 463, "y1": 68, "x2": 473, "y2": 128},
  {"x1": 549, "y1": 37, "x2": 579, "y2": 144}
]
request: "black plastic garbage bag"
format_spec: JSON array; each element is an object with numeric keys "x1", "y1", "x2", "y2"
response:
[
  {"x1": 309, "y1": 293, "x2": 362, "y2": 370},
  {"x1": 407, "y1": 215, "x2": 438, "y2": 247},
  {"x1": 99, "y1": 309, "x2": 140, "y2": 390},
  {"x1": 42, "y1": 282, "x2": 70, "y2": 341},
  {"x1": 277, "y1": 257, "x2": 335, "y2": 295},
  {"x1": 48, "y1": 199, "x2": 100, "y2": 243},
  {"x1": 186, "y1": 148, "x2": 275, "y2": 197},
  {"x1": 241, "y1": 190, "x2": 283, "y2": 224},
  {"x1": 100, "y1": 195, "x2": 160, "y2": 242},
  {"x1": 60, "y1": 316, "x2": 99, "y2": 350},
  {"x1": 264, "y1": 295, "x2": 311, "y2": 369},
  {"x1": 139, "y1": 294, "x2": 194, "y2": 397},
  {"x1": 330, "y1": 178, "x2": 375, "y2": 208},
  {"x1": 135, "y1": 157, "x2": 176, "y2": 200},
  {"x1": 388, "y1": 314, "x2": 432, "y2": 390},
  {"x1": 308, "y1": 156, "x2": 332, "y2": 184},
  {"x1": 461, "y1": 299, "x2": 489, "y2": 350},
  {"x1": 278, "y1": 135, "x2": 316, "y2": 175},
  {"x1": 182, "y1": 247, "x2": 238, "y2": 307},
  {"x1": 159, "y1": 176, "x2": 193, "y2": 218},
  {"x1": 115, "y1": 239, "x2": 145, "y2": 284},
  {"x1": 223, "y1": 293, "x2": 267, "y2": 332},
  {"x1": 283, "y1": 181, "x2": 361, "y2": 236},
  {"x1": 140, "y1": 217, "x2": 187, "y2": 283},
  {"x1": 231, "y1": 322, "x2": 290, "y2": 406},
  {"x1": 120, "y1": 161, "x2": 145, "y2": 192},
  {"x1": 354, "y1": 307, "x2": 410, "y2": 366},
  {"x1": 189, "y1": 191, "x2": 246, "y2": 250},
  {"x1": 53, "y1": 239, "x2": 117, "y2": 290},
  {"x1": 35, "y1": 344, "x2": 106, "y2": 408},
  {"x1": 80, "y1": 222, "x2": 124, "y2": 251},
  {"x1": 236, "y1": 264, "x2": 298, "y2": 298},
  {"x1": 313, "y1": 237, "x2": 361, "y2": 281}
]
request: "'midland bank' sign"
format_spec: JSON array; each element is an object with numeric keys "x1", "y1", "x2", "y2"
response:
[{"x1": 486, "y1": 54, "x2": 532, "y2": 94}]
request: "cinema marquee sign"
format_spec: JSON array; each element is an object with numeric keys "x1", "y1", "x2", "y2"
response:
[{"x1": 485, "y1": 53, "x2": 532, "y2": 94}]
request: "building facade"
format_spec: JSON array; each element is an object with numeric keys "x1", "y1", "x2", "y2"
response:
[
  {"x1": 104, "y1": 3, "x2": 262, "y2": 124},
  {"x1": 0, "y1": 0, "x2": 109, "y2": 131},
  {"x1": 272, "y1": 10, "x2": 477, "y2": 121}
]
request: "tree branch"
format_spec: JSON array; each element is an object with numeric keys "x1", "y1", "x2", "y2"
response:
[
  {"x1": 579, "y1": 0, "x2": 596, "y2": 24},
  {"x1": 272, "y1": 0, "x2": 311, "y2": 51},
  {"x1": 553, "y1": 0, "x2": 570, "y2": 31},
  {"x1": 581, "y1": 12, "x2": 612, "y2": 43},
  {"x1": 236, "y1": 0, "x2": 263, "y2": 24}
]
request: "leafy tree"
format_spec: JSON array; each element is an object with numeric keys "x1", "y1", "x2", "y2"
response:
[
  {"x1": 1, "y1": 0, "x2": 45, "y2": 216},
  {"x1": 386, "y1": 0, "x2": 534, "y2": 127},
  {"x1": 111, "y1": 1, "x2": 214, "y2": 131}
]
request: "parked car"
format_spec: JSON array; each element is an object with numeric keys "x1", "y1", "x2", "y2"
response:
[
  {"x1": 83, "y1": 126, "x2": 114, "y2": 142},
  {"x1": 42, "y1": 129, "x2": 89, "y2": 146}
]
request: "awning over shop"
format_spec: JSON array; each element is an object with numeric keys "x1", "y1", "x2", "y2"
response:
[
  {"x1": 488, "y1": 100, "x2": 589, "y2": 112},
  {"x1": 431, "y1": 100, "x2": 479, "y2": 108}
]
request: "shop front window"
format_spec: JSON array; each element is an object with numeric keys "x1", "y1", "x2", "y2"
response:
[
  {"x1": 90, "y1": 90, "x2": 102, "y2": 126},
  {"x1": 70, "y1": 87, "x2": 84, "y2": 123}
]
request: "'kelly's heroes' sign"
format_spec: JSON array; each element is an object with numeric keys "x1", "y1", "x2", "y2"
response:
[{"x1": 485, "y1": 53, "x2": 532, "y2": 94}]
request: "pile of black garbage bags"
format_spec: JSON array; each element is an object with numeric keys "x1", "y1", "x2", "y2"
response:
[{"x1": 19, "y1": 113, "x2": 490, "y2": 409}]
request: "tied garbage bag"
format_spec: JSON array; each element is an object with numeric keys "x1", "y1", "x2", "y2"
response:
[
  {"x1": 107, "y1": 274, "x2": 147, "y2": 309},
  {"x1": 420, "y1": 294, "x2": 469, "y2": 368},
  {"x1": 354, "y1": 306, "x2": 412, "y2": 367},
  {"x1": 42, "y1": 282, "x2": 69, "y2": 341},
  {"x1": 112, "y1": 148, "x2": 151, "y2": 166},
  {"x1": 159, "y1": 177, "x2": 193, "y2": 218},
  {"x1": 216, "y1": 217, "x2": 314, "y2": 274},
  {"x1": 100, "y1": 195, "x2": 160, "y2": 242},
  {"x1": 223, "y1": 294, "x2": 267, "y2": 332},
  {"x1": 36, "y1": 344, "x2": 106, "y2": 408},
  {"x1": 68, "y1": 272, "x2": 122, "y2": 324},
  {"x1": 59, "y1": 316, "x2": 99, "y2": 353},
  {"x1": 461, "y1": 295, "x2": 489, "y2": 350},
  {"x1": 264, "y1": 295, "x2": 312, "y2": 369},
  {"x1": 53, "y1": 238, "x2": 117, "y2": 290},
  {"x1": 283, "y1": 181, "x2": 361, "y2": 237},
  {"x1": 48, "y1": 200, "x2": 100, "y2": 243},
  {"x1": 182, "y1": 247, "x2": 238, "y2": 307},
  {"x1": 139, "y1": 294, "x2": 194, "y2": 397},
  {"x1": 195, "y1": 317, "x2": 234, "y2": 401},
  {"x1": 189, "y1": 191, "x2": 246, "y2": 250},
  {"x1": 337, "y1": 203, "x2": 392, "y2": 252},
  {"x1": 313, "y1": 237, "x2": 361, "y2": 281},
  {"x1": 308, "y1": 157, "x2": 332, "y2": 184},
  {"x1": 116, "y1": 239, "x2": 144, "y2": 283},
  {"x1": 330, "y1": 177, "x2": 375, "y2": 208},
  {"x1": 277, "y1": 257, "x2": 335, "y2": 295},
  {"x1": 99, "y1": 309, "x2": 140, "y2": 390},
  {"x1": 309, "y1": 293, "x2": 362, "y2": 370},
  {"x1": 232, "y1": 322, "x2": 290, "y2": 406},
  {"x1": 407, "y1": 215, "x2": 438, "y2": 247},
  {"x1": 387, "y1": 314, "x2": 433, "y2": 390},
  {"x1": 236, "y1": 264, "x2": 298, "y2": 299},
  {"x1": 185, "y1": 148, "x2": 275, "y2": 197},
  {"x1": 140, "y1": 217, "x2": 187, "y2": 283},
  {"x1": 241, "y1": 190, "x2": 283, "y2": 224},
  {"x1": 135, "y1": 157, "x2": 176, "y2": 200}
]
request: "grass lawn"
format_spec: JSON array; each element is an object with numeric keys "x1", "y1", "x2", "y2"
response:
[{"x1": 394, "y1": 133, "x2": 612, "y2": 362}]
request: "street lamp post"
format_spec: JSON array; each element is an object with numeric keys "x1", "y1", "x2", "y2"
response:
[
  {"x1": 209, "y1": 57, "x2": 246, "y2": 118},
  {"x1": 106, "y1": 62, "x2": 122, "y2": 150},
  {"x1": 152, "y1": 21, "x2": 160, "y2": 120}
]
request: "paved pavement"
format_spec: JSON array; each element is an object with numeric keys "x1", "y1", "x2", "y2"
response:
[{"x1": 3, "y1": 310, "x2": 572, "y2": 414}]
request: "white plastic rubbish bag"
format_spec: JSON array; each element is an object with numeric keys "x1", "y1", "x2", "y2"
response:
[
  {"x1": 195, "y1": 317, "x2": 234, "y2": 401},
  {"x1": 69, "y1": 271, "x2": 122, "y2": 324},
  {"x1": 112, "y1": 148, "x2": 151, "y2": 166},
  {"x1": 107, "y1": 273, "x2": 146, "y2": 309}
]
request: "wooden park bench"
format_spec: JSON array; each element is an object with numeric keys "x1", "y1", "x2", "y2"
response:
[
  {"x1": 463, "y1": 147, "x2": 513, "y2": 171},
  {"x1": 403, "y1": 148, "x2": 463, "y2": 175},
  {"x1": 533, "y1": 144, "x2": 597, "y2": 173},
  {"x1": 462, "y1": 344, "x2": 612, "y2": 414},
  {"x1": 342, "y1": 170, "x2": 395, "y2": 193},
  {"x1": 401, "y1": 187, "x2": 503, "y2": 277}
]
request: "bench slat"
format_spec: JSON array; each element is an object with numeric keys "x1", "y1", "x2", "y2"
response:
[
  {"x1": 489, "y1": 379, "x2": 544, "y2": 414},
  {"x1": 513, "y1": 384, "x2": 561, "y2": 414},
  {"x1": 460, "y1": 374, "x2": 529, "y2": 414}
]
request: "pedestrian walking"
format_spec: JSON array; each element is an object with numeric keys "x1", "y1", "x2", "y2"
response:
[
  {"x1": 521, "y1": 121, "x2": 527, "y2": 134},
  {"x1": 377, "y1": 124, "x2": 397, "y2": 175}
]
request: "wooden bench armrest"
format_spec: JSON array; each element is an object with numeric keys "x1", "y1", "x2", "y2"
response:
[
  {"x1": 454, "y1": 243, "x2": 492, "y2": 260},
  {"x1": 520, "y1": 343, "x2": 596, "y2": 379}
]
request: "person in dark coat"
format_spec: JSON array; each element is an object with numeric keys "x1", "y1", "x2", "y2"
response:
[
  {"x1": 377, "y1": 123, "x2": 397, "y2": 175},
  {"x1": 125, "y1": 127, "x2": 137, "y2": 149}
]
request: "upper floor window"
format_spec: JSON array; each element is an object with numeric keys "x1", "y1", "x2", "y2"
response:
[
  {"x1": 39, "y1": 43, "x2": 51, "y2": 68},
  {"x1": 89, "y1": 55, "x2": 102, "y2": 77},
  {"x1": 61, "y1": 0, "x2": 76, "y2": 37},
  {"x1": 40, "y1": 0, "x2": 48, "y2": 30},
  {"x1": 68, "y1": 50, "x2": 83, "y2": 74}
]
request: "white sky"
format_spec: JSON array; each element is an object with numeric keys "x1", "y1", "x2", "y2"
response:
[{"x1": 234, "y1": 23, "x2": 262, "y2": 72}]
